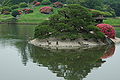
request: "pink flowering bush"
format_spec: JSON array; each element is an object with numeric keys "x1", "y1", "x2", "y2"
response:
[
  {"x1": 97, "y1": 24, "x2": 116, "y2": 39},
  {"x1": 53, "y1": 2, "x2": 64, "y2": 8},
  {"x1": 40, "y1": 6, "x2": 53, "y2": 14},
  {"x1": 35, "y1": 2, "x2": 40, "y2": 6}
]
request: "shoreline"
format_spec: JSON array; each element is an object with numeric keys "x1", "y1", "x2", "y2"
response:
[
  {"x1": 0, "y1": 22, "x2": 39, "y2": 25},
  {"x1": 29, "y1": 37, "x2": 120, "y2": 49},
  {"x1": 29, "y1": 38, "x2": 106, "y2": 49},
  {"x1": 0, "y1": 22, "x2": 120, "y2": 27}
]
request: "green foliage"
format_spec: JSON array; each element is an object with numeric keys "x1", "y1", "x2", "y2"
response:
[
  {"x1": 35, "y1": 25, "x2": 55, "y2": 39},
  {"x1": 85, "y1": 25, "x2": 100, "y2": 31},
  {"x1": 90, "y1": 9, "x2": 113, "y2": 17},
  {"x1": 11, "y1": 10, "x2": 20, "y2": 17},
  {"x1": 0, "y1": 0, "x2": 12, "y2": 6},
  {"x1": 11, "y1": 5, "x2": 19, "y2": 10},
  {"x1": 82, "y1": 0, "x2": 104, "y2": 10},
  {"x1": 110, "y1": 2, "x2": 120, "y2": 16},
  {"x1": 19, "y1": 2, "x2": 28, "y2": 8},
  {"x1": 82, "y1": 33, "x2": 96, "y2": 39},
  {"x1": 95, "y1": 31, "x2": 105, "y2": 39},
  {"x1": 1, "y1": 6, "x2": 11, "y2": 14},
  {"x1": 35, "y1": 4, "x2": 105, "y2": 40},
  {"x1": 41, "y1": 0, "x2": 51, "y2": 5}
]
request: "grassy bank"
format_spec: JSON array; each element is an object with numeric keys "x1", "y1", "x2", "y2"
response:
[
  {"x1": 104, "y1": 18, "x2": 120, "y2": 26},
  {"x1": 115, "y1": 27, "x2": 120, "y2": 37},
  {"x1": 0, "y1": 5, "x2": 60, "y2": 24}
]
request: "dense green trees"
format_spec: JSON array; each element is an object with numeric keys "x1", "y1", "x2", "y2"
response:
[{"x1": 35, "y1": 4, "x2": 105, "y2": 40}]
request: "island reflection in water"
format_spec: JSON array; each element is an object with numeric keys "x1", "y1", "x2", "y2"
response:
[
  {"x1": 0, "y1": 24, "x2": 116, "y2": 80},
  {"x1": 21, "y1": 44, "x2": 115, "y2": 80}
]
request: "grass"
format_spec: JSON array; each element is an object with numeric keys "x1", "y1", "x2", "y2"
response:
[
  {"x1": 115, "y1": 27, "x2": 120, "y2": 37},
  {"x1": 0, "y1": 5, "x2": 60, "y2": 23},
  {"x1": 0, "y1": 14, "x2": 13, "y2": 22},
  {"x1": 104, "y1": 18, "x2": 120, "y2": 26}
]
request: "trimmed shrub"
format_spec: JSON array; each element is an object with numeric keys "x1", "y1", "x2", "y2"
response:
[
  {"x1": 1, "y1": 7, "x2": 11, "y2": 14},
  {"x1": 35, "y1": 4, "x2": 96, "y2": 39},
  {"x1": 19, "y1": 2, "x2": 28, "y2": 8},
  {"x1": 40, "y1": 6, "x2": 53, "y2": 14},
  {"x1": 22, "y1": 9, "x2": 33, "y2": 14},
  {"x1": 11, "y1": 10, "x2": 21, "y2": 17},
  {"x1": 97, "y1": 24, "x2": 116, "y2": 39},
  {"x1": 35, "y1": 2, "x2": 41, "y2": 6},
  {"x1": 11, "y1": 5, "x2": 19, "y2": 10},
  {"x1": 41, "y1": 0, "x2": 51, "y2": 5},
  {"x1": 53, "y1": 2, "x2": 64, "y2": 8}
]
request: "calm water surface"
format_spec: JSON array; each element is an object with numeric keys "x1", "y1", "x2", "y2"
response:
[{"x1": 0, "y1": 24, "x2": 120, "y2": 80}]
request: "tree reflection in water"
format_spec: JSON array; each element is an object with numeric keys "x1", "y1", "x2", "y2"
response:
[{"x1": 21, "y1": 45, "x2": 115, "y2": 80}]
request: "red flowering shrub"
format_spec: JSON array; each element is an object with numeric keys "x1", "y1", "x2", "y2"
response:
[
  {"x1": 22, "y1": 9, "x2": 33, "y2": 14},
  {"x1": 35, "y1": 2, "x2": 41, "y2": 6},
  {"x1": 18, "y1": 10, "x2": 22, "y2": 14},
  {"x1": 40, "y1": 6, "x2": 53, "y2": 14},
  {"x1": 53, "y1": 2, "x2": 64, "y2": 8},
  {"x1": 97, "y1": 24, "x2": 116, "y2": 39}
]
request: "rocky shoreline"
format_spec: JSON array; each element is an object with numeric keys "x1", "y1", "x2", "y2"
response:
[{"x1": 29, "y1": 37, "x2": 116, "y2": 49}]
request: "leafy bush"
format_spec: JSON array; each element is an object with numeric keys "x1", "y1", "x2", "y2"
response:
[
  {"x1": 41, "y1": 0, "x2": 51, "y2": 5},
  {"x1": 86, "y1": 25, "x2": 100, "y2": 31},
  {"x1": 40, "y1": 6, "x2": 53, "y2": 14},
  {"x1": 95, "y1": 31, "x2": 105, "y2": 39},
  {"x1": 19, "y1": 2, "x2": 28, "y2": 8},
  {"x1": 53, "y1": 2, "x2": 64, "y2": 8},
  {"x1": 11, "y1": 10, "x2": 21, "y2": 17},
  {"x1": 35, "y1": 25, "x2": 55, "y2": 39},
  {"x1": 1, "y1": 7, "x2": 11, "y2": 14},
  {"x1": 97, "y1": 24, "x2": 116, "y2": 39},
  {"x1": 11, "y1": 5, "x2": 19, "y2": 10}
]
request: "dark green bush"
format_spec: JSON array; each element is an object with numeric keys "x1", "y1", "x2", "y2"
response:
[
  {"x1": 19, "y1": 2, "x2": 28, "y2": 8},
  {"x1": 35, "y1": 25, "x2": 55, "y2": 39},
  {"x1": 11, "y1": 5, "x2": 19, "y2": 10},
  {"x1": 41, "y1": 0, "x2": 51, "y2": 5},
  {"x1": 95, "y1": 31, "x2": 105, "y2": 39},
  {"x1": 85, "y1": 25, "x2": 100, "y2": 31},
  {"x1": 11, "y1": 10, "x2": 20, "y2": 17}
]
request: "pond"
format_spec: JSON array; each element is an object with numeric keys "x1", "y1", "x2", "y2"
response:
[{"x1": 0, "y1": 24, "x2": 120, "y2": 80}]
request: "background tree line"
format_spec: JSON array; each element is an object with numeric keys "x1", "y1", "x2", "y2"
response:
[{"x1": 1, "y1": 0, "x2": 120, "y2": 16}]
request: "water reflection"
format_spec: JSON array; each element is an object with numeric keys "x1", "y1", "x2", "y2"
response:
[
  {"x1": 26, "y1": 45, "x2": 115, "y2": 80},
  {"x1": 101, "y1": 45, "x2": 115, "y2": 59},
  {"x1": 0, "y1": 24, "x2": 116, "y2": 80}
]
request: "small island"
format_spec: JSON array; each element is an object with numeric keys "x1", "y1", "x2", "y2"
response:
[{"x1": 29, "y1": 4, "x2": 118, "y2": 49}]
